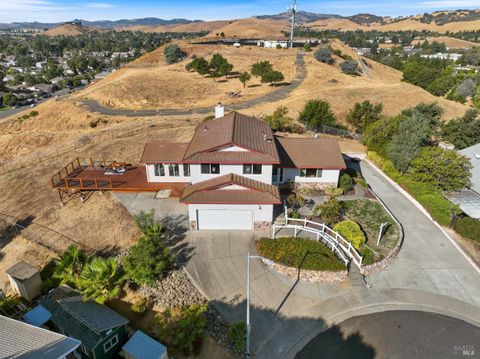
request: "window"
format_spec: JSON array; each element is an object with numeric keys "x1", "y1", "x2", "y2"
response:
[
  {"x1": 273, "y1": 167, "x2": 283, "y2": 182},
  {"x1": 154, "y1": 164, "x2": 165, "y2": 177},
  {"x1": 103, "y1": 335, "x2": 119, "y2": 353},
  {"x1": 300, "y1": 169, "x2": 323, "y2": 178},
  {"x1": 201, "y1": 163, "x2": 220, "y2": 174},
  {"x1": 183, "y1": 164, "x2": 190, "y2": 177},
  {"x1": 168, "y1": 164, "x2": 180, "y2": 177},
  {"x1": 243, "y1": 164, "x2": 262, "y2": 175}
]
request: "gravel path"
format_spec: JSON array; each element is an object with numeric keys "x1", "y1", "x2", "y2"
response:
[{"x1": 80, "y1": 52, "x2": 307, "y2": 117}]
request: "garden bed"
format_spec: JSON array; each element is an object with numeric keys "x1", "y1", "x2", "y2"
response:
[
  {"x1": 256, "y1": 236, "x2": 345, "y2": 272},
  {"x1": 343, "y1": 199, "x2": 401, "y2": 265}
]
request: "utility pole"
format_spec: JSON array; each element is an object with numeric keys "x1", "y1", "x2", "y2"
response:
[{"x1": 289, "y1": 0, "x2": 296, "y2": 48}]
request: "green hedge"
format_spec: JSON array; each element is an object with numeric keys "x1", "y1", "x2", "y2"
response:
[
  {"x1": 367, "y1": 151, "x2": 456, "y2": 226},
  {"x1": 257, "y1": 237, "x2": 345, "y2": 271},
  {"x1": 454, "y1": 217, "x2": 480, "y2": 242}
]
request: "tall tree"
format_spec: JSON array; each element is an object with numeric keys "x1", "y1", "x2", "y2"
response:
[
  {"x1": 239, "y1": 71, "x2": 251, "y2": 88},
  {"x1": 387, "y1": 112, "x2": 434, "y2": 173},
  {"x1": 251, "y1": 61, "x2": 273, "y2": 83},
  {"x1": 408, "y1": 147, "x2": 472, "y2": 192},
  {"x1": 441, "y1": 109, "x2": 480, "y2": 150},
  {"x1": 346, "y1": 100, "x2": 383, "y2": 132},
  {"x1": 298, "y1": 99, "x2": 336, "y2": 129}
]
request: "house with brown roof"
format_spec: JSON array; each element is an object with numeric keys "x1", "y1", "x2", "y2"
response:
[{"x1": 140, "y1": 107, "x2": 346, "y2": 231}]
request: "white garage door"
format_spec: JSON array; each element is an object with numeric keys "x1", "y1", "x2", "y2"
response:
[{"x1": 197, "y1": 209, "x2": 253, "y2": 230}]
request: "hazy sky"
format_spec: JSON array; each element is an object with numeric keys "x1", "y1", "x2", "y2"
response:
[{"x1": 0, "y1": 0, "x2": 479, "y2": 23}]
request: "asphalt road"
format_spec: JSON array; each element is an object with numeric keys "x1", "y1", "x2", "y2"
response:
[{"x1": 296, "y1": 311, "x2": 480, "y2": 359}]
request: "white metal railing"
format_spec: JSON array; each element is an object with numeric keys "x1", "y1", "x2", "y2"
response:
[{"x1": 272, "y1": 216, "x2": 363, "y2": 268}]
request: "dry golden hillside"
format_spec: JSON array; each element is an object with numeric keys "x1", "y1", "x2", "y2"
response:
[
  {"x1": 79, "y1": 43, "x2": 297, "y2": 110},
  {"x1": 44, "y1": 23, "x2": 105, "y2": 36},
  {"x1": 203, "y1": 18, "x2": 289, "y2": 38},
  {"x1": 129, "y1": 20, "x2": 231, "y2": 33},
  {"x1": 307, "y1": 15, "x2": 480, "y2": 33},
  {"x1": 240, "y1": 41, "x2": 470, "y2": 122},
  {"x1": 412, "y1": 36, "x2": 479, "y2": 48}
]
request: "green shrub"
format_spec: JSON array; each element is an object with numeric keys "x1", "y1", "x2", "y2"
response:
[
  {"x1": 154, "y1": 304, "x2": 207, "y2": 355},
  {"x1": 454, "y1": 217, "x2": 480, "y2": 242},
  {"x1": 339, "y1": 173, "x2": 354, "y2": 193},
  {"x1": 287, "y1": 193, "x2": 306, "y2": 210},
  {"x1": 289, "y1": 210, "x2": 301, "y2": 219},
  {"x1": 228, "y1": 321, "x2": 246, "y2": 352},
  {"x1": 29, "y1": 110, "x2": 39, "y2": 117},
  {"x1": 257, "y1": 237, "x2": 344, "y2": 271},
  {"x1": 313, "y1": 198, "x2": 342, "y2": 225},
  {"x1": 131, "y1": 297, "x2": 149, "y2": 314},
  {"x1": 333, "y1": 220, "x2": 366, "y2": 250},
  {"x1": 356, "y1": 177, "x2": 368, "y2": 189},
  {"x1": 164, "y1": 44, "x2": 185, "y2": 64}
]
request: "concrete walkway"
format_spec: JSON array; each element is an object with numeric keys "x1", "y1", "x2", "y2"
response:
[
  {"x1": 183, "y1": 161, "x2": 480, "y2": 358},
  {"x1": 81, "y1": 53, "x2": 307, "y2": 117}
]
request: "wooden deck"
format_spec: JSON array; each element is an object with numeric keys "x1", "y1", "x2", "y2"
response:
[{"x1": 51, "y1": 162, "x2": 187, "y2": 197}]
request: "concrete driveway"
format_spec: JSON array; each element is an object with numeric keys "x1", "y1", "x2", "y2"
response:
[{"x1": 183, "y1": 161, "x2": 480, "y2": 359}]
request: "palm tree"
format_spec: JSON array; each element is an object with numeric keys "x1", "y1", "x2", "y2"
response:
[
  {"x1": 79, "y1": 257, "x2": 123, "y2": 304},
  {"x1": 54, "y1": 245, "x2": 86, "y2": 286}
]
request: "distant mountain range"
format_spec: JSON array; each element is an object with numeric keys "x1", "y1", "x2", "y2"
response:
[
  {"x1": 256, "y1": 11, "x2": 342, "y2": 23},
  {"x1": 0, "y1": 18, "x2": 202, "y2": 30}
]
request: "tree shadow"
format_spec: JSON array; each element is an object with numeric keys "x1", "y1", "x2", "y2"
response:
[
  {"x1": 248, "y1": 84, "x2": 261, "y2": 88},
  {"x1": 210, "y1": 296, "x2": 376, "y2": 358}
]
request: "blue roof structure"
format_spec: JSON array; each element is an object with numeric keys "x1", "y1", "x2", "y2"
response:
[
  {"x1": 23, "y1": 305, "x2": 52, "y2": 327},
  {"x1": 122, "y1": 331, "x2": 167, "y2": 359}
]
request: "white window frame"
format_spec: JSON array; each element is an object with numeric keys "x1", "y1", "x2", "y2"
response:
[
  {"x1": 103, "y1": 334, "x2": 119, "y2": 353},
  {"x1": 243, "y1": 164, "x2": 262, "y2": 175},
  {"x1": 183, "y1": 164, "x2": 190, "y2": 177},
  {"x1": 154, "y1": 164, "x2": 165, "y2": 177},
  {"x1": 201, "y1": 163, "x2": 220, "y2": 174},
  {"x1": 168, "y1": 164, "x2": 180, "y2": 177},
  {"x1": 300, "y1": 169, "x2": 323, "y2": 178}
]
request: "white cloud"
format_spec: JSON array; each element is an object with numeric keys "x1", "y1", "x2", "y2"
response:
[{"x1": 86, "y1": 3, "x2": 115, "y2": 9}]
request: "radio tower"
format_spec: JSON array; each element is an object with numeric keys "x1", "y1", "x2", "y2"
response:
[{"x1": 289, "y1": 0, "x2": 296, "y2": 48}]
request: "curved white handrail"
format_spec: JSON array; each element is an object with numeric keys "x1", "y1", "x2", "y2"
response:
[{"x1": 272, "y1": 216, "x2": 363, "y2": 268}]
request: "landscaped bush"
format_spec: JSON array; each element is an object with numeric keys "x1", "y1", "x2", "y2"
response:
[
  {"x1": 325, "y1": 187, "x2": 343, "y2": 197},
  {"x1": 228, "y1": 321, "x2": 246, "y2": 352},
  {"x1": 257, "y1": 237, "x2": 344, "y2": 271},
  {"x1": 313, "y1": 198, "x2": 342, "y2": 225},
  {"x1": 287, "y1": 193, "x2": 306, "y2": 210},
  {"x1": 131, "y1": 297, "x2": 149, "y2": 314},
  {"x1": 454, "y1": 217, "x2": 480, "y2": 242},
  {"x1": 333, "y1": 220, "x2": 366, "y2": 250},
  {"x1": 154, "y1": 304, "x2": 208, "y2": 355},
  {"x1": 339, "y1": 173, "x2": 354, "y2": 193}
]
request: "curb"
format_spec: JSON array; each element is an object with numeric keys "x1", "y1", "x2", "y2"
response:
[{"x1": 364, "y1": 159, "x2": 480, "y2": 275}]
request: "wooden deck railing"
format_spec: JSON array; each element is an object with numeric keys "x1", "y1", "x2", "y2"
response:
[{"x1": 51, "y1": 157, "x2": 121, "y2": 190}]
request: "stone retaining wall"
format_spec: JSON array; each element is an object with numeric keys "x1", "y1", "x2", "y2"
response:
[
  {"x1": 360, "y1": 237, "x2": 402, "y2": 276},
  {"x1": 261, "y1": 258, "x2": 348, "y2": 283}
]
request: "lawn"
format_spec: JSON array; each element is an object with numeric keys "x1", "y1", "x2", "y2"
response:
[
  {"x1": 343, "y1": 199, "x2": 401, "y2": 264},
  {"x1": 256, "y1": 236, "x2": 345, "y2": 271}
]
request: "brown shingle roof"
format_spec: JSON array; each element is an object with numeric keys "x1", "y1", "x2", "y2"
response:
[
  {"x1": 180, "y1": 173, "x2": 281, "y2": 204},
  {"x1": 140, "y1": 142, "x2": 189, "y2": 163},
  {"x1": 275, "y1": 137, "x2": 346, "y2": 169},
  {"x1": 183, "y1": 112, "x2": 280, "y2": 164}
]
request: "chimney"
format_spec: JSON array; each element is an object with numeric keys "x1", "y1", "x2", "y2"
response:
[{"x1": 215, "y1": 103, "x2": 224, "y2": 119}]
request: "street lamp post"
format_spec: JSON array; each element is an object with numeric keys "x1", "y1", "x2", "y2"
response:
[{"x1": 246, "y1": 252, "x2": 262, "y2": 358}]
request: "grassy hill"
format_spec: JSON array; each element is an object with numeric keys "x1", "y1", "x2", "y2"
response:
[{"x1": 44, "y1": 23, "x2": 105, "y2": 36}]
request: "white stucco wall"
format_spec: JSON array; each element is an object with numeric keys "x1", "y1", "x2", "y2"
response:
[
  {"x1": 146, "y1": 164, "x2": 191, "y2": 183},
  {"x1": 188, "y1": 204, "x2": 274, "y2": 226},
  {"x1": 280, "y1": 168, "x2": 340, "y2": 185},
  {"x1": 190, "y1": 164, "x2": 273, "y2": 184}
]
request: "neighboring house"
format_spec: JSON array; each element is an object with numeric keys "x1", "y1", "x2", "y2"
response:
[
  {"x1": 39, "y1": 286, "x2": 129, "y2": 359},
  {"x1": 122, "y1": 330, "x2": 168, "y2": 359},
  {"x1": 448, "y1": 143, "x2": 480, "y2": 219},
  {"x1": 140, "y1": 109, "x2": 346, "y2": 230},
  {"x1": 0, "y1": 314, "x2": 80, "y2": 359}
]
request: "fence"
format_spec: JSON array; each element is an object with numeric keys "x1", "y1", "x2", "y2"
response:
[
  {"x1": 0, "y1": 212, "x2": 91, "y2": 254},
  {"x1": 306, "y1": 124, "x2": 362, "y2": 141}
]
